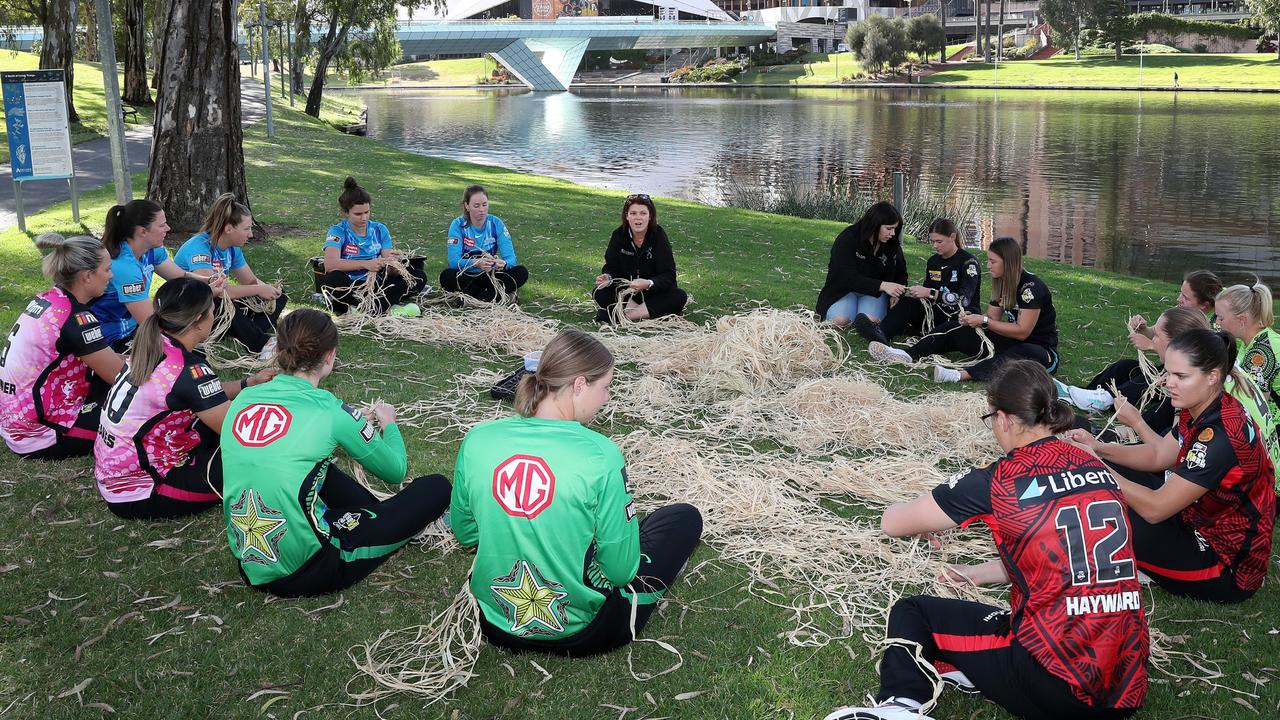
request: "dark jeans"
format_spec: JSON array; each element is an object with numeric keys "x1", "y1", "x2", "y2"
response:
[
  {"x1": 592, "y1": 284, "x2": 689, "y2": 321},
  {"x1": 877, "y1": 595, "x2": 1137, "y2": 719},
  {"x1": 1088, "y1": 359, "x2": 1150, "y2": 406},
  {"x1": 880, "y1": 297, "x2": 960, "y2": 342},
  {"x1": 261, "y1": 467, "x2": 451, "y2": 598},
  {"x1": 218, "y1": 294, "x2": 288, "y2": 353},
  {"x1": 318, "y1": 264, "x2": 428, "y2": 315},
  {"x1": 908, "y1": 321, "x2": 1058, "y2": 381},
  {"x1": 439, "y1": 265, "x2": 529, "y2": 303},
  {"x1": 482, "y1": 503, "x2": 703, "y2": 657}
]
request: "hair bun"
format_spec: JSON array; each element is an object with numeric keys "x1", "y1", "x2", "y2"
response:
[
  {"x1": 343, "y1": 176, "x2": 360, "y2": 189},
  {"x1": 34, "y1": 232, "x2": 65, "y2": 250}
]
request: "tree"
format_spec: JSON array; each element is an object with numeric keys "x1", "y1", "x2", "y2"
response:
[
  {"x1": 906, "y1": 14, "x2": 945, "y2": 63},
  {"x1": 81, "y1": 0, "x2": 98, "y2": 61},
  {"x1": 122, "y1": 0, "x2": 151, "y2": 104},
  {"x1": 1094, "y1": 0, "x2": 1134, "y2": 59},
  {"x1": 334, "y1": 15, "x2": 402, "y2": 84},
  {"x1": 1040, "y1": 0, "x2": 1100, "y2": 59},
  {"x1": 147, "y1": 0, "x2": 247, "y2": 233},
  {"x1": 846, "y1": 15, "x2": 907, "y2": 73},
  {"x1": 0, "y1": 0, "x2": 79, "y2": 120},
  {"x1": 1247, "y1": 0, "x2": 1280, "y2": 59}
]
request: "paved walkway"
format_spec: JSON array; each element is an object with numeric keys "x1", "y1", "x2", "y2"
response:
[{"x1": 0, "y1": 75, "x2": 269, "y2": 231}]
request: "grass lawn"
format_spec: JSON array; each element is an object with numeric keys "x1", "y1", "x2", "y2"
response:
[
  {"x1": 736, "y1": 52, "x2": 861, "y2": 84},
  {"x1": 0, "y1": 51, "x2": 156, "y2": 164},
  {"x1": 922, "y1": 53, "x2": 1280, "y2": 87},
  {"x1": 1, "y1": 102, "x2": 1278, "y2": 719},
  {"x1": 384, "y1": 57, "x2": 498, "y2": 85}
]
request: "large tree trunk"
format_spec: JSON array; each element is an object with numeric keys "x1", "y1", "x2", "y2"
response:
[
  {"x1": 39, "y1": 0, "x2": 79, "y2": 122},
  {"x1": 1075, "y1": 18, "x2": 1082, "y2": 60},
  {"x1": 996, "y1": 0, "x2": 1005, "y2": 60},
  {"x1": 150, "y1": 0, "x2": 165, "y2": 89},
  {"x1": 147, "y1": 0, "x2": 248, "y2": 233},
  {"x1": 292, "y1": 0, "x2": 311, "y2": 95},
  {"x1": 984, "y1": 0, "x2": 993, "y2": 61},
  {"x1": 304, "y1": 6, "x2": 352, "y2": 118},
  {"x1": 122, "y1": 0, "x2": 152, "y2": 105},
  {"x1": 82, "y1": 0, "x2": 99, "y2": 62}
]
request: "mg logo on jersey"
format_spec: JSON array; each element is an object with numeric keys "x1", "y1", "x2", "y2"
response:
[
  {"x1": 232, "y1": 403, "x2": 292, "y2": 447},
  {"x1": 493, "y1": 454, "x2": 556, "y2": 519}
]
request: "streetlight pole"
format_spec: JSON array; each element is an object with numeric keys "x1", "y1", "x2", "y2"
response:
[
  {"x1": 94, "y1": 0, "x2": 131, "y2": 203},
  {"x1": 259, "y1": 0, "x2": 275, "y2": 137}
]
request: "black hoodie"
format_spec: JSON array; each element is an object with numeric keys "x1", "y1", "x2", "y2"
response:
[
  {"x1": 814, "y1": 219, "x2": 909, "y2": 319},
  {"x1": 601, "y1": 224, "x2": 679, "y2": 292}
]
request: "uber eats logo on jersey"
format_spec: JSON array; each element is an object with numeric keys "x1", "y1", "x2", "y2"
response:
[
  {"x1": 232, "y1": 403, "x2": 292, "y2": 447},
  {"x1": 1016, "y1": 467, "x2": 1118, "y2": 505},
  {"x1": 493, "y1": 454, "x2": 556, "y2": 519}
]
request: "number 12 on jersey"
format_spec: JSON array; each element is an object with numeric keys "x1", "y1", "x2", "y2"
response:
[{"x1": 1055, "y1": 500, "x2": 1137, "y2": 586}]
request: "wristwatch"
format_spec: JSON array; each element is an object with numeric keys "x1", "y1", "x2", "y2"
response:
[{"x1": 981, "y1": 315, "x2": 990, "y2": 329}]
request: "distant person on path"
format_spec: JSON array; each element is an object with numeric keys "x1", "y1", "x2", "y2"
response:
[
  {"x1": 854, "y1": 217, "x2": 981, "y2": 345},
  {"x1": 593, "y1": 193, "x2": 688, "y2": 323},
  {"x1": 815, "y1": 201, "x2": 908, "y2": 328},
  {"x1": 1173, "y1": 71, "x2": 1179, "y2": 89},
  {"x1": 175, "y1": 193, "x2": 287, "y2": 358},
  {"x1": 0, "y1": 234, "x2": 124, "y2": 460},
  {"x1": 92, "y1": 199, "x2": 202, "y2": 350},
  {"x1": 317, "y1": 176, "x2": 427, "y2": 316},
  {"x1": 868, "y1": 236, "x2": 1059, "y2": 383},
  {"x1": 442, "y1": 185, "x2": 529, "y2": 303},
  {"x1": 221, "y1": 310, "x2": 450, "y2": 597}
]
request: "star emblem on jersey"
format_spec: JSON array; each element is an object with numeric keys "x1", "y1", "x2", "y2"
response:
[
  {"x1": 229, "y1": 489, "x2": 288, "y2": 565},
  {"x1": 1020, "y1": 286, "x2": 1034, "y2": 304},
  {"x1": 489, "y1": 560, "x2": 569, "y2": 636}
]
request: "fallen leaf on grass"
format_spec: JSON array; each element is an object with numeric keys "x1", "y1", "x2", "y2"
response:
[
  {"x1": 145, "y1": 538, "x2": 182, "y2": 550},
  {"x1": 4, "y1": 615, "x2": 32, "y2": 625},
  {"x1": 56, "y1": 677, "x2": 93, "y2": 699},
  {"x1": 0, "y1": 564, "x2": 19, "y2": 573},
  {"x1": 673, "y1": 691, "x2": 704, "y2": 701},
  {"x1": 246, "y1": 688, "x2": 291, "y2": 702},
  {"x1": 1232, "y1": 697, "x2": 1256, "y2": 712},
  {"x1": 84, "y1": 703, "x2": 114, "y2": 713}
]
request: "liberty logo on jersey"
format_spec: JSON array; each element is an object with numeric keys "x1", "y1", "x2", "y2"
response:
[
  {"x1": 1017, "y1": 467, "x2": 1118, "y2": 505},
  {"x1": 232, "y1": 403, "x2": 293, "y2": 447},
  {"x1": 493, "y1": 454, "x2": 556, "y2": 519}
]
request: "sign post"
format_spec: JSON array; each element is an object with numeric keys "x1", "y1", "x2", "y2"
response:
[{"x1": 2, "y1": 69, "x2": 77, "y2": 232}]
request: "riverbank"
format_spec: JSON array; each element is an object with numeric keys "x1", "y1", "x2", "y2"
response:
[
  {"x1": 920, "y1": 53, "x2": 1280, "y2": 87},
  {"x1": 0, "y1": 101, "x2": 1276, "y2": 719}
]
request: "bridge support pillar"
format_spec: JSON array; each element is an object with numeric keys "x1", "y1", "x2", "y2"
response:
[{"x1": 493, "y1": 38, "x2": 590, "y2": 91}]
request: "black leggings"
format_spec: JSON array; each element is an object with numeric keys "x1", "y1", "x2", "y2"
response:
[
  {"x1": 876, "y1": 595, "x2": 1137, "y2": 720},
  {"x1": 907, "y1": 321, "x2": 1058, "y2": 381},
  {"x1": 880, "y1": 297, "x2": 961, "y2": 342},
  {"x1": 439, "y1": 265, "x2": 529, "y2": 303},
  {"x1": 1105, "y1": 462, "x2": 1255, "y2": 603},
  {"x1": 107, "y1": 429, "x2": 223, "y2": 520},
  {"x1": 1088, "y1": 359, "x2": 1151, "y2": 406},
  {"x1": 592, "y1": 284, "x2": 689, "y2": 321},
  {"x1": 261, "y1": 467, "x2": 451, "y2": 598},
  {"x1": 217, "y1": 294, "x2": 288, "y2": 353},
  {"x1": 21, "y1": 377, "x2": 108, "y2": 461},
  {"x1": 318, "y1": 265, "x2": 428, "y2": 315},
  {"x1": 482, "y1": 503, "x2": 703, "y2": 657}
]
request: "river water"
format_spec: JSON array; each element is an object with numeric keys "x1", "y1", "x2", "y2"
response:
[{"x1": 359, "y1": 86, "x2": 1280, "y2": 287}]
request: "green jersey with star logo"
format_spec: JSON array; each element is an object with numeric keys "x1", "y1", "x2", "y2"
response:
[
  {"x1": 221, "y1": 374, "x2": 409, "y2": 585},
  {"x1": 1230, "y1": 327, "x2": 1280, "y2": 475},
  {"x1": 451, "y1": 416, "x2": 640, "y2": 640}
]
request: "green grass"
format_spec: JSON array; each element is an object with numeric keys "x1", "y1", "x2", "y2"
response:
[
  {"x1": 737, "y1": 52, "x2": 862, "y2": 84},
  {"x1": 383, "y1": 57, "x2": 500, "y2": 85},
  {"x1": 0, "y1": 102, "x2": 1277, "y2": 719},
  {"x1": 922, "y1": 53, "x2": 1280, "y2": 87},
  {"x1": 0, "y1": 50, "x2": 156, "y2": 163}
]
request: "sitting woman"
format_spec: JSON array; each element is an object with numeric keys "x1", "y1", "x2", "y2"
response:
[
  {"x1": 442, "y1": 185, "x2": 529, "y2": 303},
  {"x1": 1215, "y1": 281, "x2": 1280, "y2": 474},
  {"x1": 221, "y1": 309, "x2": 451, "y2": 597},
  {"x1": 95, "y1": 279, "x2": 274, "y2": 519},
  {"x1": 1064, "y1": 269, "x2": 1224, "y2": 412},
  {"x1": 1, "y1": 234, "x2": 124, "y2": 460},
  {"x1": 175, "y1": 193, "x2": 287, "y2": 358},
  {"x1": 1068, "y1": 329, "x2": 1275, "y2": 604},
  {"x1": 91, "y1": 199, "x2": 197, "y2": 350},
  {"x1": 854, "y1": 217, "x2": 981, "y2": 345},
  {"x1": 592, "y1": 193, "x2": 688, "y2": 324},
  {"x1": 870, "y1": 237, "x2": 1058, "y2": 384},
  {"x1": 318, "y1": 176, "x2": 427, "y2": 316},
  {"x1": 826, "y1": 360, "x2": 1147, "y2": 720},
  {"x1": 1060, "y1": 306, "x2": 1209, "y2": 430},
  {"x1": 451, "y1": 329, "x2": 702, "y2": 655},
  {"x1": 815, "y1": 201, "x2": 908, "y2": 328}
]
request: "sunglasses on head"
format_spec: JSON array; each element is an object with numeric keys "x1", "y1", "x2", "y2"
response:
[{"x1": 626, "y1": 193, "x2": 651, "y2": 202}]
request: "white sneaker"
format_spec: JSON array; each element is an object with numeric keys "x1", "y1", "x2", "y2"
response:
[
  {"x1": 258, "y1": 337, "x2": 277, "y2": 361},
  {"x1": 823, "y1": 697, "x2": 932, "y2": 720},
  {"x1": 1068, "y1": 386, "x2": 1114, "y2": 413},
  {"x1": 868, "y1": 341, "x2": 913, "y2": 365},
  {"x1": 933, "y1": 365, "x2": 962, "y2": 383},
  {"x1": 940, "y1": 669, "x2": 978, "y2": 694}
]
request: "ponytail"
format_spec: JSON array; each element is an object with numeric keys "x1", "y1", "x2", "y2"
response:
[
  {"x1": 103, "y1": 199, "x2": 163, "y2": 258},
  {"x1": 1217, "y1": 280, "x2": 1274, "y2": 329},
  {"x1": 199, "y1": 193, "x2": 251, "y2": 245},
  {"x1": 128, "y1": 278, "x2": 214, "y2": 387},
  {"x1": 513, "y1": 330, "x2": 614, "y2": 418},
  {"x1": 514, "y1": 373, "x2": 550, "y2": 418},
  {"x1": 34, "y1": 232, "x2": 105, "y2": 288}
]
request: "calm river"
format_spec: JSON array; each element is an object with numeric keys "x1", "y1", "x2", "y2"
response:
[{"x1": 359, "y1": 86, "x2": 1280, "y2": 286}]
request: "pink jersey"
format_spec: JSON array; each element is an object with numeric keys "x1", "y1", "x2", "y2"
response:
[
  {"x1": 95, "y1": 336, "x2": 227, "y2": 504},
  {"x1": 0, "y1": 287, "x2": 110, "y2": 454}
]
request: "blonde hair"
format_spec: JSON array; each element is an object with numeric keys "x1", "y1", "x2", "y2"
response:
[
  {"x1": 34, "y1": 233, "x2": 105, "y2": 288},
  {"x1": 1217, "y1": 281, "x2": 1274, "y2": 329},
  {"x1": 514, "y1": 330, "x2": 614, "y2": 417},
  {"x1": 989, "y1": 236, "x2": 1024, "y2": 312},
  {"x1": 198, "y1": 193, "x2": 251, "y2": 245}
]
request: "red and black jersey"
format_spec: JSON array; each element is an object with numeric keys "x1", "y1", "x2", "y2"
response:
[
  {"x1": 933, "y1": 437, "x2": 1149, "y2": 709},
  {"x1": 1173, "y1": 393, "x2": 1276, "y2": 591}
]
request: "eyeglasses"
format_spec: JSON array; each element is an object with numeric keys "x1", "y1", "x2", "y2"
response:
[
  {"x1": 626, "y1": 193, "x2": 651, "y2": 202},
  {"x1": 980, "y1": 410, "x2": 998, "y2": 430}
]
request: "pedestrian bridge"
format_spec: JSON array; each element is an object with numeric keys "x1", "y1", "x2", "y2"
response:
[{"x1": 396, "y1": 19, "x2": 776, "y2": 91}]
